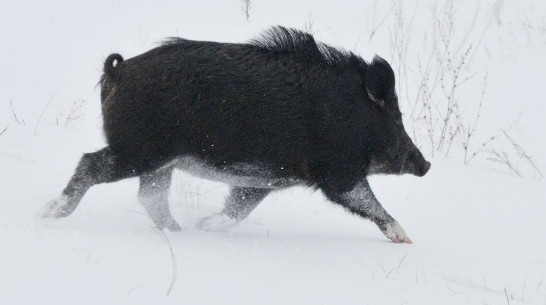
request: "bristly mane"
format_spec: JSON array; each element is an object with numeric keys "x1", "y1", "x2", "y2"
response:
[{"x1": 249, "y1": 26, "x2": 364, "y2": 68}]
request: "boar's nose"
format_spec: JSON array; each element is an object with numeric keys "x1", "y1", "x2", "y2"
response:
[{"x1": 419, "y1": 161, "x2": 431, "y2": 177}]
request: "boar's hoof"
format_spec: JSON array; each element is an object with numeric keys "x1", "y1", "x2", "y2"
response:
[
  {"x1": 197, "y1": 214, "x2": 237, "y2": 231},
  {"x1": 156, "y1": 219, "x2": 182, "y2": 232},
  {"x1": 381, "y1": 221, "x2": 412, "y2": 244},
  {"x1": 143, "y1": 210, "x2": 182, "y2": 231},
  {"x1": 40, "y1": 195, "x2": 75, "y2": 218}
]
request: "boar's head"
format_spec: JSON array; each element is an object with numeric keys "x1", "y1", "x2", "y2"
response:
[{"x1": 364, "y1": 56, "x2": 431, "y2": 177}]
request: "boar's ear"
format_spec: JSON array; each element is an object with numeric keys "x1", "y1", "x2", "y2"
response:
[{"x1": 365, "y1": 55, "x2": 395, "y2": 108}]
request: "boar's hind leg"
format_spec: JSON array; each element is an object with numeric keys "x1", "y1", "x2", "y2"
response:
[
  {"x1": 223, "y1": 187, "x2": 271, "y2": 221},
  {"x1": 323, "y1": 179, "x2": 412, "y2": 244},
  {"x1": 41, "y1": 147, "x2": 141, "y2": 218},
  {"x1": 138, "y1": 166, "x2": 181, "y2": 231},
  {"x1": 197, "y1": 187, "x2": 270, "y2": 231}
]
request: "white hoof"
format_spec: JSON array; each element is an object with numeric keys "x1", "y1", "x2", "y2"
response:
[
  {"x1": 197, "y1": 214, "x2": 237, "y2": 231},
  {"x1": 40, "y1": 195, "x2": 71, "y2": 218},
  {"x1": 382, "y1": 221, "x2": 412, "y2": 243}
]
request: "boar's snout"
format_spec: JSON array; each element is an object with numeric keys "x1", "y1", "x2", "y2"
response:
[
  {"x1": 405, "y1": 145, "x2": 431, "y2": 177},
  {"x1": 416, "y1": 160, "x2": 431, "y2": 177}
]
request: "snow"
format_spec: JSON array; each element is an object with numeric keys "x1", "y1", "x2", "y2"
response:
[{"x1": 1, "y1": 0, "x2": 545, "y2": 304}]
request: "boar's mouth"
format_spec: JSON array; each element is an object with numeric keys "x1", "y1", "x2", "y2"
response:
[
  {"x1": 368, "y1": 153, "x2": 430, "y2": 177},
  {"x1": 401, "y1": 156, "x2": 431, "y2": 177}
]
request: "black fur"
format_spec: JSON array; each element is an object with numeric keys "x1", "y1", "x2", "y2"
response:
[
  {"x1": 44, "y1": 27, "x2": 430, "y2": 241},
  {"x1": 248, "y1": 26, "x2": 358, "y2": 68}
]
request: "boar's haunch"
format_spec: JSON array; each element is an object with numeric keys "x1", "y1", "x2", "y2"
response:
[{"x1": 42, "y1": 26, "x2": 430, "y2": 243}]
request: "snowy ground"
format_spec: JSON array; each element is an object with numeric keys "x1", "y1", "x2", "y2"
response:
[{"x1": 1, "y1": 1, "x2": 545, "y2": 304}]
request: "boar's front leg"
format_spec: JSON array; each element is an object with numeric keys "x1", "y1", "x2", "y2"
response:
[
  {"x1": 138, "y1": 166, "x2": 181, "y2": 231},
  {"x1": 323, "y1": 179, "x2": 412, "y2": 243}
]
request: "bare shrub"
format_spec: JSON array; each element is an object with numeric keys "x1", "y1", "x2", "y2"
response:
[
  {"x1": 374, "y1": 0, "x2": 544, "y2": 178},
  {"x1": 389, "y1": 0, "x2": 491, "y2": 160},
  {"x1": 56, "y1": 99, "x2": 86, "y2": 127},
  {"x1": 9, "y1": 100, "x2": 25, "y2": 125},
  {"x1": 302, "y1": 13, "x2": 315, "y2": 34},
  {"x1": 241, "y1": 0, "x2": 251, "y2": 22},
  {"x1": 366, "y1": 0, "x2": 392, "y2": 42},
  {"x1": 34, "y1": 94, "x2": 55, "y2": 134},
  {"x1": 488, "y1": 130, "x2": 544, "y2": 179}
]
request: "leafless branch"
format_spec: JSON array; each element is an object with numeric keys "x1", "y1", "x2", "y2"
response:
[{"x1": 34, "y1": 93, "x2": 55, "y2": 135}]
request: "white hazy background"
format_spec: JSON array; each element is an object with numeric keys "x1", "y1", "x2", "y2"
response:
[{"x1": 1, "y1": 1, "x2": 545, "y2": 304}]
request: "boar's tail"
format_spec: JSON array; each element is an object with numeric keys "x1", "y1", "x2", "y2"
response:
[
  {"x1": 103, "y1": 53, "x2": 124, "y2": 77},
  {"x1": 99, "y1": 53, "x2": 123, "y2": 103}
]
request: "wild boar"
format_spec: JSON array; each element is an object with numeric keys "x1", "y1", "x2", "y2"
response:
[{"x1": 42, "y1": 26, "x2": 430, "y2": 243}]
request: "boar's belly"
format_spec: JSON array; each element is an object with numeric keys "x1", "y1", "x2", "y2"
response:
[{"x1": 173, "y1": 156, "x2": 300, "y2": 189}]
